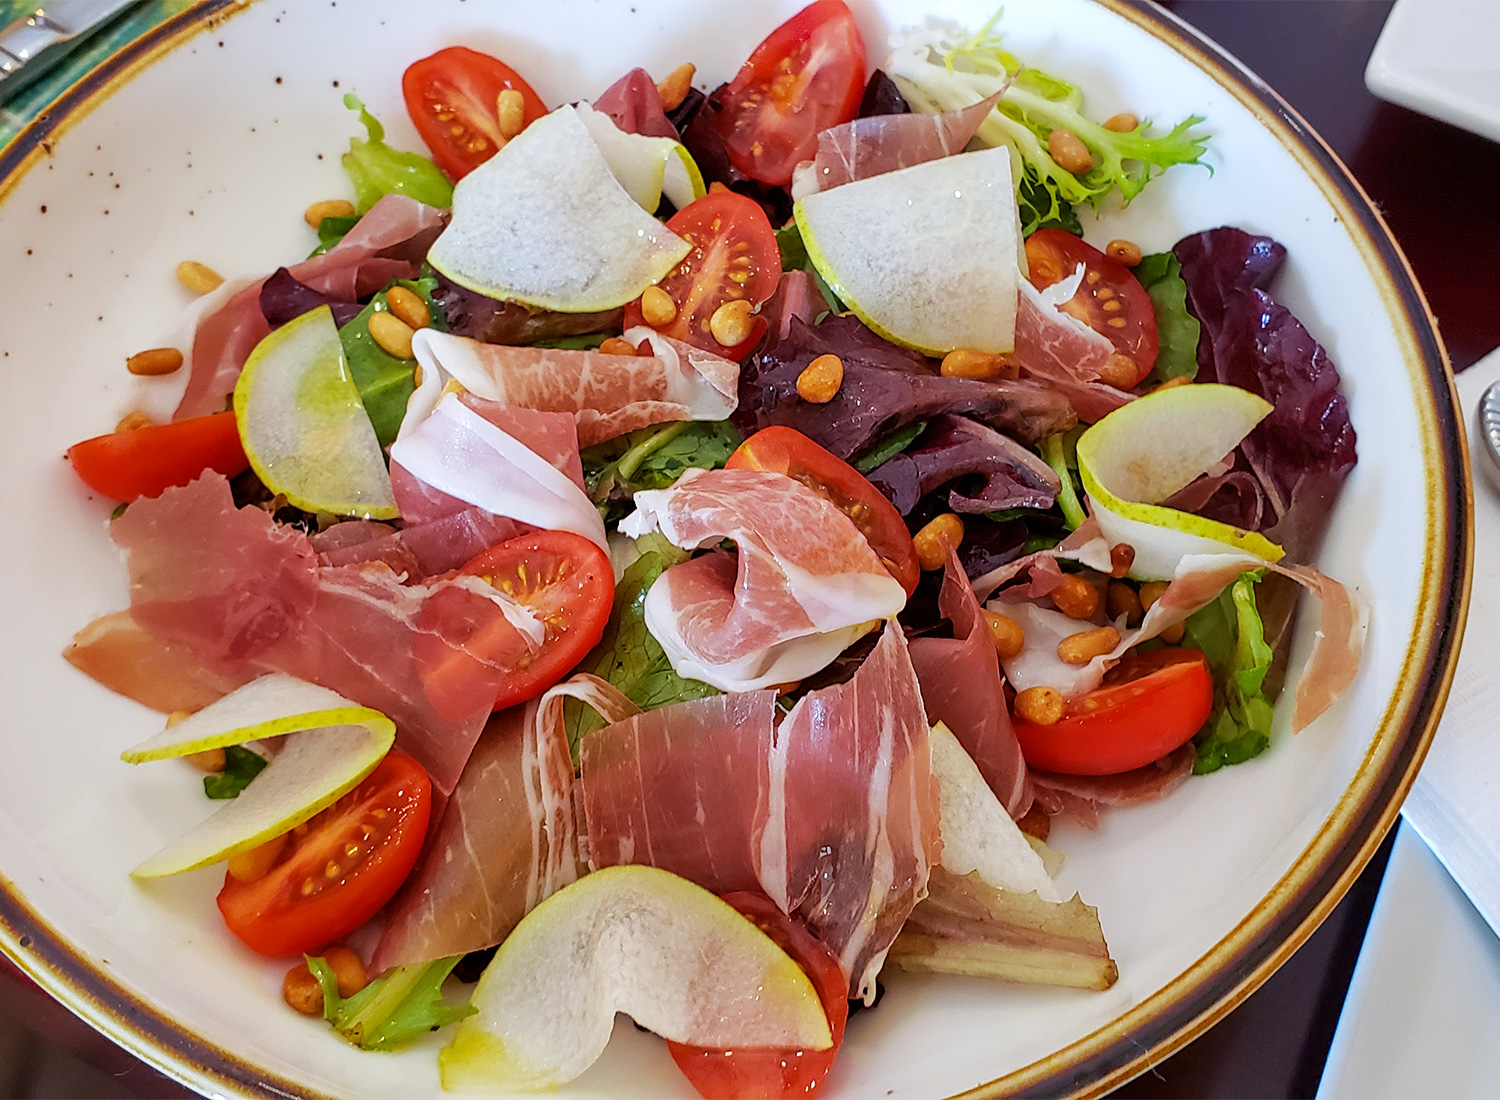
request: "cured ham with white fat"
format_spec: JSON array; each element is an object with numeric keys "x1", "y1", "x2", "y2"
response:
[
  {"x1": 582, "y1": 621, "x2": 940, "y2": 1001},
  {"x1": 405, "y1": 327, "x2": 737, "y2": 448},
  {"x1": 1030, "y1": 744, "x2": 1197, "y2": 829},
  {"x1": 619, "y1": 467, "x2": 907, "y2": 691}
]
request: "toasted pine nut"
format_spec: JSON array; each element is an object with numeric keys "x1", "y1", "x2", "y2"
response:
[
  {"x1": 1016, "y1": 804, "x2": 1051, "y2": 841},
  {"x1": 115, "y1": 410, "x2": 155, "y2": 432},
  {"x1": 982, "y1": 609, "x2": 1025, "y2": 659},
  {"x1": 227, "y1": 832, "x2": 287, "y2": 883},
  {"x1": 183, "y1": 746, "x2": 225, "y2": 773},
  {"x1": 598, "y1": 336, "x2": 638, "y2": 356},
  {"x1": 913, "y1": 513, "x2": 964, "y2": 571},
  {"x1": 304, "y1": 198, "x2": 355, "y2": 229},
  {"x1": 796, "y1": 353, "x2": 843, "y2": 404},
  {"x1": 1015, "y1": 685, "x2": 1065, "y2": 725},
  {"x1": 708, "y1": 181, "x2": 731, "y2": 194},
  {"x1": 322, "y1": 946, "x2": 370, "y2": 998},
  {"x1": 1159, "y1": 621, "x2": 1185, "y2": 644},
  {"x1": 282, "y1": 963, "x2": 324, "y2": 1016},
  {"x1": 1058, "y1": 624, "x2": 1120, "y2": 664},
  {"x1": 1097, "y1": 352, "x2": 1139, "y2": 389},
  {"x1": 496, "y1": 89, "x2": 526, "y2": 139},
  {"x1": 369, "y1": 311, "x2": 415, "y2": 359},
  {"x1": 412, "y1": 364, "x2": 424, "y2": 388},
  {"x1": 176, "y1": 260, "x2": 223, "y2": 294},
  {"x1": 1106, "y1": 580, "x2": 1143, "y2": 624},
  {"x1": 1050, "y1": 574, "x2": 1100, "y2": 620},
  {"x1": 640, "y1": 285, "x2": 678, "y2": 328},
  {"x1": 126, "y1": 347, "x2": 184, "y2": 376},
  {"x1": 708, "y1": 298, "x2": 754, "y2": 347},
  {"x1": 1104, "y1": 112, "x2": 1139, "y2": 133},
  {"x1": 385, "y1": 285, "x2": 429, "y2": 331},
  {"x1": 1138, "y1": 580, "x2": 1170, "y2": 613},
  {"x1": 940, "y1": 347, "x2": 1015, "y2": 380},
  {"x1": 656, "y1": 62, "x2": 696, "y2": 112},
  {"x1": 1105, "y1": 239, "x2": 1143, "y2": 267},
  {"x1": 1154, "y1": 375, "x2": 1192, "y2": 393},
  {"x1": 1109, "y1": 544, "x2": 1136, "y2": 578},
  {"x1": 1048, "y1": 128, "x2": 1092, "y2": 175}
]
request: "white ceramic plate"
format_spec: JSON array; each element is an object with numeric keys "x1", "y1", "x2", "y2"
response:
[
  {"x1": 0, "y1": 1, "x2": 1468, "y2": 1097},
  {"x1": 1365, "y1": 0, "x2": 1500, "y2": 145}
]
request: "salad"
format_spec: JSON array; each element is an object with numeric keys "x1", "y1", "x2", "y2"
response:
[{"x1": 57, "y1": 3, "x2": 1366, "y2": 1096}]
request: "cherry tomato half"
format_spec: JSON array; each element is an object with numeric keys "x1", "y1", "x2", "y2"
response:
[
  {"x1": 67, "y1": 411, "x2": 249, "y2": 504},
  {"x1": 402, "y1": 46, "x2": 548, "y2": 180},
  {"x1": 668, "y1": 892, "x2": 848, "y2": 1100},
  {"x1": 217, "y1": 750, "x2": 432, "y2": 957},
  {"x1": 419, "y1": 530, "x2": 614, "y2": 719},
  {"x1": 727, "y1": 426, "x2": 920, "y2": 596},
  {"x1": 1013, "y1": 648, "x2": 1213, "y2": 776},
  {"x1": 1024, "y1": 228, "x2": 1159, "y2": 384},
  {"x1": 710, "y1": 0, "x2": 867, "y2": 187},
  {"x1": 624, "y1": 191, "x2": 781, "y2": 361}
]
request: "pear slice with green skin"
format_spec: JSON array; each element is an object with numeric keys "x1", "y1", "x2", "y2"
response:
[
  {"x1": 440, "y1": 865, "x2": 833, "y2": 1093},
  {"x1": 793, "y1": 145, "x2": 1020, "y2": 356},
  {"x1": 428, "y1": 106, "x2": 690, "y2": 313},
  {"x1": 575, "y1": 104, "x2": 706, "y2": 212},
  {"x1": 1076, "y1": 382, "x2": 1284, "y2": 581},
  {"x1": 234, "y1": 306, "x2": 397, "y2": 519},
  {"x1": 124, "y1": 674, "x2": 395, "y2": 878}
]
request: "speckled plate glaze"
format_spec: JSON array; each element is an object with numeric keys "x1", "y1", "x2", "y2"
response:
[{"x1": 0, "y1": 2, "x2": 1469, "y2": 1097}]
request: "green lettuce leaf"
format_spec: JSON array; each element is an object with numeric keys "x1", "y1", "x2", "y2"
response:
[
  {"x1": 202, "y1": 745, "x2": 266, "y2": 800},
  {"x1": 342, "y1": 94, "x2": 454, "y2": 214},
  {"x1": 1183, "y1": 571, "x2": 1275, "y2": 774},
  {"x1": 307, "y1": 955, "x2": 475, "y2": 1051},
  {"x1": 581, "y1": 420, "x2": 740, "y2": 520},
  {"x1": 852, "y1": 419, "x2": 928, "y2": 474},
  {"x1": 339, "y1": 275, "x2": 443, "y2": 449},
  {"x1": 1134, "y1": 252, "x2": 1201, "y2": 385}
]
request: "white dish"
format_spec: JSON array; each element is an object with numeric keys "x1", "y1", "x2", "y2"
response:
[
  {"x1": 0, "y1": 1, "x2": 1467, "y2": 1096},
  {"x1": 1365, "y1": 0, "x2": 1500, "y2": 144}
]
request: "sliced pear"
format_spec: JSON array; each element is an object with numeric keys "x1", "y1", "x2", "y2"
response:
[
  {"x1": 125, "y1": 674, "x2": 395, "y2": 878},
  {"x1": 575, "y1": 103, "x2": 705, "y2": 211},
  {"x1": 234, "y1": 306, "x2": 397, "y2": 519},
  {"x1": 439, "y1": 865, "x2": 832, "y2": 1093},
  {"x1": 1076, "y1": 382, "x2": 1283, "y2": 580},
  {"x1": 793, "y1": 146, "x2": 1020, "y2": 356},
  {"x1": 428, "y1": 106, "x2": 690, "y2": 312}
]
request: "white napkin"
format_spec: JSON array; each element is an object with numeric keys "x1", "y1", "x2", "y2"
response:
[{"x1": 1400, "y1": 345, "x2": 1500, "y2": 937}]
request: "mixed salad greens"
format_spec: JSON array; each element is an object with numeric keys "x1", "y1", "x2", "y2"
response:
[{"x1": 60, "y1": 3, "x2": 1364, "y2": 1096}]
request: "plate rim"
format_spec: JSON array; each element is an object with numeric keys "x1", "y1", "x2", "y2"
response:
[{"x1": 0, "y1": 1, "x2": 1472, "y2": 1098}]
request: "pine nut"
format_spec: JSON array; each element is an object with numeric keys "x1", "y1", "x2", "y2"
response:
[
  {"x1": 1105, "y1": 580, "x2": 1143, "y2": 624},
  {"x1": 1058, "y1": 624, "x2": 1120, "y2": 664},
  {"x1": 1015, "y1": 685, "x2": 1065, "y2": 725},
  {"x1": 796, "y1": 353, "x2": 843, "y2": 404},
  {"x1": 282, "y1": 964, "x2": 324, "y2": 1016},
  {"x1": 640, "y1": 285, "x2": 678, "y2": 328},
  {"x1": 304, "y1": 198, "x2": 355, "y2": 229},
  {"x1": 1105, "y1": 239, "x2": 1143, "y2": 267},
  {"x1": 497, "y1": 89, "x2": 526, "y2": 139},
  {"x1": 183, "y1": 746, "x2": 224, "y2": 772},
  {"x1": 1104, "y1": 112, "x2": 1139, "y2": 133},
  {"x1": 940, "y1": 347, "x2": 1015, "y2": 380},
  {"x1": 322, "y1": 946, "x2": 370, "y2": 997},
  {"x1": 657, "y1": 62, "x2": 696, "y2": 111},
  {"x1": 1048, "y1": 128, "x2": 1092, "y2": 175},
  {"x1": 385, "y1": 285, "x2": 429, "y2": 331},
  {"x1": 1159, "y1": 621, "x2": 1185, "y2": 644},
  {"x1": 1154, "y1": 376, "x2": 1192, "y2": 392},
  {"x1": 176, "y1": 260, "x2": 223, "y2": 294},
  {"x1": 115, "y1": 410, "x2": 154, "y2": 432},
  {"x1": 1098, "y1": 352, "x2": 1139, "y2": 389},
  {"x1": 126, "y1": 347, "x2": 184, "y2": 376},
  {"x1": 227, "y1": 832, "x2": 287, "y2": 883},
  {"x1": 599, "y1": 336, "x2": 638, "y2": 356},
  {"x1": 1109, "y1": 543, "x2": 1136, "y2": 578},
  {"x1": 913, "y1": 513, "x2": 963, "y2": 571},
  {"x1": 1016, "y1": 804, "x2": 1051, "y2": 841},
  {"x1": 1050, "y1": 574, "x2": 1099, "y2": 619},
  {"x1": 1138, "y1": 581, "x2": 1169, "y2": 613},
  {"x1": 982, "y1": 609, "x2": 1025, "y2": 659},
  {"x1": 708, "y1": 298, "x2": 754, "y2": 347},
  {"x1": 368, "y1": 311, "x2": 415, "y2": 359},
  {"x1": 708, "y1": 181, "x2": 732, "y2": 194}
]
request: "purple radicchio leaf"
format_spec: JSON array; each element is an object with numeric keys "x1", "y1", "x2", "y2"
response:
[
  {"x1": 867, "y1": 414, "x2": 1060, "y2": 515},
  {"x1": 429, "y1": 271, "x2": 622, "y2": 345},
  {"x1": 259, "y1": 268, "x2": 362, "y2": 329}
]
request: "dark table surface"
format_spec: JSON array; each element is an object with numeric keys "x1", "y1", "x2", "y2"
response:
[{"x1": 3, "y1": 2, "x2": 1496, "y2": 1097}]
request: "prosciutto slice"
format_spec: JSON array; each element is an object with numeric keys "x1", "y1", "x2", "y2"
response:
[
  {"x1": 592, "y1": 67, "x2": 677, "y2": 139},
  {"x1": 581, "y1": 621, "x2": 940, "y2": 1001},
  {"x1": 307, "y1": 508, "x2": 525, "y2": 580},
  {"x1": 1014, "y1": 270, "x2": 1134, "y2": 423},
  {"x1": 1030, "y1": 744, "x2": 1197, "y2": 829},
  {"x1": 619, "y1": 467, "x2": 907, "y2": 691},
  {"x1": 405, "y1": 327, "x2": 738, "y2": 448}
]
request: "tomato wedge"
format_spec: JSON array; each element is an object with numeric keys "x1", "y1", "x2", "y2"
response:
[
  {"x1": 623, "y1": 191, "x2": 780, "y2": 361},
  {"x1": 668, "y1": 892, "x2": 848, "y2": 1099},
  {"x1": 67, "y1": 411, "x2": 249, "y2": 504},
  {"x1": 1024, "y1": 228, "x2": 1159, "y2": 384},
  {"x1": 419, "y1": 531, "x2": 613, "y2": 719},
  {"x1": 402, "y1": 46, "x2": 548, "y2": 180},
  {"x1": 726, "y1": 426, "x2": 919, "y2": 596},
  {"x1": 217, "y1": 750, "x2": 432, "y2": 957},
  {"x1": 711, "y1": 0, "x2": 867, "y2": 187},
  {"x1": 1012, "y1": 648, "x2": 1213, "y2": 776}
]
